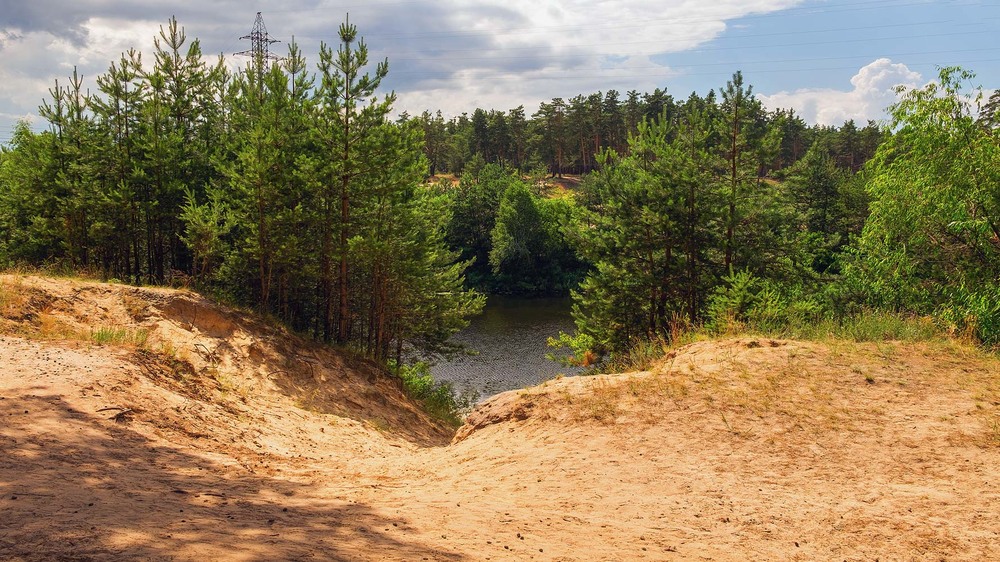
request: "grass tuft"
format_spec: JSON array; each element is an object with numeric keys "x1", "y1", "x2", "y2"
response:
[
  {"x1": 90, "y1": 326, "x2": 150, "y2": 348},
  {"x1": 602, "y1": 338, "x2": 669, "y2": 374},
  {"x1": 0, "y1": 277, "x2": 28, "y2": 318}
]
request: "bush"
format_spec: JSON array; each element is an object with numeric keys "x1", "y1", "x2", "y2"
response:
[
  {"x1": 393, "y1": 361, "x2": 471, "y2": 427},
  {"x1": 602, "y1": 337, "x2": 669, "y2": 373},
  {"x1": 938, "y1": 285, "x2": 1000, "y2": 346},
  {"x1": 706, "y1": 270, "x2": 826, "y2": 336}
]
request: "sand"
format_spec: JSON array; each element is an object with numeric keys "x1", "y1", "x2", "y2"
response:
[{"x1": 1, "y1": 275, "x2": 998, "y2": 561}]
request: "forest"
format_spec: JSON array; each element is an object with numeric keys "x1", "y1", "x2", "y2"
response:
[{"x1": 1, "y1": 17, "x2": 999, "y2": 375}]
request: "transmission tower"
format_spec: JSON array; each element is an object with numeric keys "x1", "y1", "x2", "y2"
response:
[{"x1": 236, "y1": 12, "x2": 281, "y2": 80}]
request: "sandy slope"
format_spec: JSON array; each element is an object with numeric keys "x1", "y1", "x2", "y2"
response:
[{"x1": 1, "y1": 275, "x2": 999, "y2": 561}]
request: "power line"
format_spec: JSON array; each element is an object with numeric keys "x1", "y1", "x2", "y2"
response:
[
  {"x1": 381, "y1": 29, "x2": 995, "y2": 66},
  {"x1": 383, "y1": 57, "x2": 1000, "y2": 82},
  {"x1": 398, "y1": 62, "x2": 994, "y2": 88},
  {"x1": 266, "y1": 0, "x2": 962, "y2": 38}
]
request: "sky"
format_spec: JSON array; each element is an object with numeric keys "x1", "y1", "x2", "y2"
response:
[{"x1": 1, "y1": 0, "x2": 998, "y2": 144}]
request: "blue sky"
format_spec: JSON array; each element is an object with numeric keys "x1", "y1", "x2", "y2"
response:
[{"x1": 1, "y1": 0, "x2": 997, "y2": 144}]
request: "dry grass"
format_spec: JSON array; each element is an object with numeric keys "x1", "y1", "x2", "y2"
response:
[
  {"x1": 35, "y1": 311, "x2": 81, "y2": 340},
  {"x1": 551, "y1": 336, "x2": 1000, "y2": 449},
  {"x1": 122, "y1": 292, "x2": 150, "y2": 320},
  {"x1": 0, "y1": 276, "x2": 28, "y2": 317},
  {"x1": 579, "y1": 377, "x2": 622, "y2": 423},
  {"x1": 568, "y1": 368, "x2": 692, "y2": 426},
  {"x1": 2, "y1": 274, "x2": 150, "y2": 352}
]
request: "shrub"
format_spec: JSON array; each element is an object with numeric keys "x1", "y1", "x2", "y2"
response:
[
  {"x1": 393, "y1": 361, "x2": 471, "y2": 427},
  {"x1": 706, "y1": 270, "x2": 826, "y2": 336}
]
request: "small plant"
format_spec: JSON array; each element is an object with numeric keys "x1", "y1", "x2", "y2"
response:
[
  {"x1": 603, "y1": 337, "x2": 668, "y2": 374},
  {"x1": 159, "y1": 341, "x2": 178, "y2": 358},
  {"x1": 720, "y1": 411, "x2": 734, "y2": 432},
  {"x1": 393, "y1": 361, "x2": 473, "y2": 427},
  {"x1": 90, "y1": 326, "x2": 150, "y2": 348},
  {"x1": 580, "y1": 376, "x2": 621, "y2": 423},
  {"x1": 547, "y1": 330, "x2": 597, "y2": 367},
  {"x1": 210, "y1": 369, "x2": 245, "y2": 399}
]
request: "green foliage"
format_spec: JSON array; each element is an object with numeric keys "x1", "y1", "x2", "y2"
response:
[
  {"x1": 831, "y1": 311, "x2": 942, "y2": 343},
  {"x1": 445, "y1": 164, "x2": 583, "y2": 295},
  {"x1": 705, "y1": 269, "x2": 760, "y2": 332},
  {"x1": 393, "y1": 361, "x2": 471, "y2": 426},
  {"x1": 846, "y1": 67, "x2": 1000, "y2": 344},
  {"x1": 0, "y1": 17, "x2": 482, "y2": 380},
  {"x1": 446, "y1": 163, "x2": 508, "y2": 286},
  {"x1": 179, "y1": 186, "x2": 231, "y2": 282},
  {"x1": 706, "y1": 270, "x2": 825, "y2": 335},
  {"x1": 600, "y1": 337, "x2": 668, "y2": 374},
  {"x1": 937, "y1": 285, "x2": 1000, "y2": 345},
  {"x1": 567, "y1": 110, "x2": 723, "y2": 355},
  {"x1": 490, "y1": 182, "x2": 544, "y2": 275},
  {"x1": 546, "y1": 330, "x2": 597, "y2": 368},
  {"x1": 552, "y1": 74, "x2": 875, "y2": 364},
  {"x1": 90, "y1": 326, "x2": 150, "y2": 347}
]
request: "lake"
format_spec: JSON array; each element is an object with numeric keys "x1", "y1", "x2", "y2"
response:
[{"x1": 430, "y1": 296, "x2": 583, "y2": 400}]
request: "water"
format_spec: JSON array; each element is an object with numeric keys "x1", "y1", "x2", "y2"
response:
[{"x1": 430, "y1": 296, "x2": 583, "y2": 399}]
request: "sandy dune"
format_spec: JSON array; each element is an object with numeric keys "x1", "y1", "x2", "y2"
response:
[{"x1": 1, "y1": 275, "x2": 998, "y2": 561}]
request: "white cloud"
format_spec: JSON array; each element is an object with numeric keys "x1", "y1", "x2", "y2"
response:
[
  {"x1": 760, "y1": 58, "x2": 924, "y2": 126},
  {"x1": 458, "y1": 0, "x2": 798, "y2": 57},
  {"x1": 388, "y1": 0, "x2": 804, "y2": 116},
  {"x1": 0, "y1": 0, "x2": 808, "y2": 131},
  {"x1": 393, "y1": 55, "x2": 683, "y2": 117}
]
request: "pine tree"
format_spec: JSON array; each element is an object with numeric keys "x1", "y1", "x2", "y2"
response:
[
  {"x1": 569, "y1": 115, "x2": 720, "y2": 355},
  {"x1": 314, "y1": 19, "x2": 394, "y2": 342}
]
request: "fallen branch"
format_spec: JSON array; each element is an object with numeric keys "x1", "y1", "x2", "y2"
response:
[
  {"x1": 194, "y1": 342, "x2": 220, "y2": 364},
  {"x1": 111, "y1": 409, "x2": 133, "y2": 422},
  {"x1": 97, "y1": 406, "x2": 133, "y2": 422}
]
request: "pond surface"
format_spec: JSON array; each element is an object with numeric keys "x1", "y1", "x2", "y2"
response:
[{"x1": 430, "y1": 296, "x2": 583, "y2": 400}]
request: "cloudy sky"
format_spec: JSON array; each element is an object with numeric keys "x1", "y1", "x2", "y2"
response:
[{"x1": 1, "y1": 0, "x2": 997, "y2": 143}]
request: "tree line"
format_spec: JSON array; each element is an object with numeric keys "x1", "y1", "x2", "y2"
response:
[
  {"x1": 415, "y1": 68, "x2": 1000, "y2": 360},
  {"x1": 547, "y1": 68, "x2": 1000, "y2": 359},
  {"x1": 2, "y1": 16, "x2": 997, "y2": 372},
  {"x1": 413, "y1": 75, "x2": 883, "y2": 299},
  {"x1": 0, "y1": 18, "x2": 482, "y2": 363},
  {"x1": 411, "y1": 83, "x2": 883, "y2": 178}
]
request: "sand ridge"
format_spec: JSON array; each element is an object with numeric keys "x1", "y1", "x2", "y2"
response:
[{"x1": 1, "y1": 275, "x2": 999, "y2": 560}]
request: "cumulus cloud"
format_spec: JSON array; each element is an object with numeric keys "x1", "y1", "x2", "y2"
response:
[
  {"x1": 760, "y1": 58, "x2": 924, "y2": 126},
  {"x1": 381, "y1": 0, "x2": 804, "y2": 114},
  {"x1": 0, "y1": 0, "x2": 806, "y2": 135}
]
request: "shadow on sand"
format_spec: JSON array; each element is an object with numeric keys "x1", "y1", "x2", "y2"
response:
[{"x1": 0, "y1": 393, "x2": 465, "y2": 561}]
